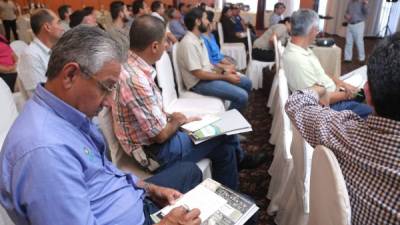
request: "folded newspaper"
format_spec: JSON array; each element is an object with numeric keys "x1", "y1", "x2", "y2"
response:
[
  {"x1": 181, "y1": 109, "x2": 252, "y2": 144},
  {"x1": 151, "y1": 178, "x2": 259, "y2": 225}
]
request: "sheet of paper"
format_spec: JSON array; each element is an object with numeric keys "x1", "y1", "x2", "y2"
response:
[
  {"x1": 342, "y1": 73, "x2": 365, "y2": 88},
  {"x1": 159, "y1": 185, "x2": 227, "y2": 222},
  {"x1": 181, "y1": 115, "x2": 220, "y2": 132}
]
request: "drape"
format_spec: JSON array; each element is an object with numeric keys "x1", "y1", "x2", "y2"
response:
[{"x1": 256, "y1": 0, "x2": 266, "y2": 29}]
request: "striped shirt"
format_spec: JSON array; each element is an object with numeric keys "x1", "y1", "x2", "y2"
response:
[
  {"x1": 285, "y1": 89, "x2": 400, "y2": 225},
  {"x1": 112, "y1": 51, "x2": 167, "y2": 155}
]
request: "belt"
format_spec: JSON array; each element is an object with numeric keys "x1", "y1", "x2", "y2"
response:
[{"x1": 349, "y1": 20, "x2": 362, "y2": 25}]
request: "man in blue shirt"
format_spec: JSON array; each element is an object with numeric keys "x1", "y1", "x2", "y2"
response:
[{"x1": 0, "y1": 26, "x2": 202, "y2": 225}]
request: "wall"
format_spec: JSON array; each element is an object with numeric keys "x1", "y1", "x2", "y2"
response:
[{"x1": 299, "y1": 0, "x2": 314, "y2": 9}]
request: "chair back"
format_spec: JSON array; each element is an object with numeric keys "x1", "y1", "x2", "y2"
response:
[
  {"x1": 272, "y1": 35, "x2": 280, "y2": 70},
  {"x1": 309, "y1": 146, "x2": 351, "y2": 225},
  {"x1": 171, "y1": 43, "x2": 185, "y2": 96},
  {"x1": 10, "y1": 40, "x2": 28, "y2": 57},
  {"x1": 291, "y1": 127, "x2": 314, "y2": 214},
  {"x1": 155, "y1": 51, "x2": 178, "y2": 108},
  {"x1": 217, "y1": 22, "x2": 224, "y2": 46},
  {"x1": 247, "y1": 28, "x2": 252, "y2": 61},
  {"x1": 0, "y1": 79, "x2": 18, "y2": 149}
]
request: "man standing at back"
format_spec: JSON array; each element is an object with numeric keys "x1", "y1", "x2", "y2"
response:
[
  {"x1": 18, "y1": 9, "x2": 64, "y2": 96},
  {"x1": 344, "y1": 0, "x2": 368, "y2": 64}
]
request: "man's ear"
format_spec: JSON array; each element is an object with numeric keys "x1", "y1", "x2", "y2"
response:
[
  {"x1": 61, "y1": 63, "x2": 80, "y2": 90},
  {"x1": 364, "y1": 81, "x2": 375, "y2": 109},
  {"x1": 151, "y1": 41, "x2": 159, "y2": 53}
]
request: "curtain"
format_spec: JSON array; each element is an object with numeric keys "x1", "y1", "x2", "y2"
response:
[
  {"x1": 387, "y1": 2, "x2": 400, "y2": 35},
  {"x1": 364, "y1": 0, "x2": 384, "y2": 36},
  {"x1": 256, "y1": 0, "x2": 266, "y2": 29}
]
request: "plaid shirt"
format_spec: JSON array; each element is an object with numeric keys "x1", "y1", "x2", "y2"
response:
[
  {"x1": 112, "y1": 51, "x2": 167, "y2": 155},
  {"x1": 285, "y1": 89, "x2": 400, "y2": 225}
]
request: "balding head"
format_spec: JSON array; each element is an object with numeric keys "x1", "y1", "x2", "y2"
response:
[{"x1": 129, "y1": 15, "x2": 165, "y2": 51}]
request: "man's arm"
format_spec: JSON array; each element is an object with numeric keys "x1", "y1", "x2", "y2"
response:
[
  {"x1": 191, "y1": 69, "x2": 240, "y2": 84},
  {"x1": 12, "y1": 147, "x2": 100, "y2": 225},
  {"x1": 152, "y1": 112, "x2": 187, "y2": 144},
  {"x1": 285, "y1": 86, "x2": 362, "y2": 148}
]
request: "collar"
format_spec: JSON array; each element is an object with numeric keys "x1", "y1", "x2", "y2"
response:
[
  {"x1": 127, "y1": 51, "x2": 157, "y2": 80},
  {"x1": 286, "y1": 41, "x2": 313, "y2": 56},
  {"x1": 366, "y1": 116, "x2": 400, "y2": 136},
  {"x1": 151, "y1": 12, "x2": 165, "y2": 22},
  {"x1": 33, "y1": 83, "x2": 91, "y2": 133},
  {"x1": 187, "y1": 31, "x2": 204, "y2": 45},
  {"x1": 32, "y1": 38, "x2": 51, "y2": 55}
]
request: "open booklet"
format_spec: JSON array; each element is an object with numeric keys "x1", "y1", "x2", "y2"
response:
[
  {"x1": 340, "y1": 65, "x2": 367, "y2": 88},
  {"x1": 181, "y1": 109, "x2": 252, "y2": 144},
  {"x1": 151, "y1": 178, "x2": 259, "y2": 225}
]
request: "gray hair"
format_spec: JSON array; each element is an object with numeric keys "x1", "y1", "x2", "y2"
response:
[
  {"x1": 291, "y1": 9, "x2": 319, "y2": 36},
  {"x1": 46, "y1": 25, "x2": 125, "y2": 80}
]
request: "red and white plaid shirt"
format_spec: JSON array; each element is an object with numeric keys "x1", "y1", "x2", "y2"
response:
[
  {"x1": 285, "y1": 89, "x2": 400, "y2": 225},
  {"x1": 112, "y1": 51, "x2": 167, "y2": 155}
]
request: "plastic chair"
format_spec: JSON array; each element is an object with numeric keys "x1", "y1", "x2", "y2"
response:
[
  {"x1": 246, "y1": 28, "x2": 275, "y2": 90},
  {"x1": 308, "y1": 146, "x2": 351, "y2": 225},
  {"x1": 217, "y1": 23, "x2": 247, "y2": 70}
]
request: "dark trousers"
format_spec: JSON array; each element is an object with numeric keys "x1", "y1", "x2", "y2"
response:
[
  {"x1": 0, "y1": 72, "x2": 17, "y2": 92},
  {"x1": 252, "y1": 48, "x2": 275, "y2": 62},
  {"x1": 151, "y1": 131, "x2": 241, "y2": 191},
  {"x1": 3, "y1": 19, "x2": 18, "y2": 41},
  {"x1": 142, "y1": 162, "x2": 203, "y2": 225}
]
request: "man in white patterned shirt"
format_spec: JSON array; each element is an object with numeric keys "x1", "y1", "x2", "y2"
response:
[{"x1": 285, "y1": 32, "x2": 400, "y2": 225}]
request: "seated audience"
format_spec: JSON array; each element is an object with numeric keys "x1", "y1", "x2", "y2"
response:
[
  {"x1": 178, "y1": 8, "x2": 252, "y2": 112},
  {"x1": 167, "y1": 8, "x2": 187, "y2": 40},
  {"x1": 57, "y1": 4, "x2": 72, "y2": 31},
  {"x1": 282, "y1": 9, "x2": 372, "y2": 118},
  {"x1": 285, "y1": 32, "x2": 400, "y2": 225},
  {"x1": 0, "y1": 25, "x2": 203, "y2": 225},
  {"x1": 201, "y1": 10, "x2": 236, "y2": 71},
  {"x1": 178, "y1": 2, "x2": 190, "y2": 24},
  {"x1": 132, "y1": 0, "x2": 150, "y2": 18},
  {"x1": 269, "y1": 2, "x2": 286, "y2": 26},
  {"x1": 150, "y1": 0, "x2": 178, "y2": 44},
  {"x1": 231, "y1": 4, "x2": 245, "y2": 33},
  {"x1": 18, "y1": 9, "x2": 64, "y2": 96},
  {"x1": 69, "y1": 8, "x2": 98, "y2": 28},
  {"x1": 219, "y1": 6, "x2": 247, "y2": 49},
  {"x1": 252, "y1": 17, "x2": 291, "y2": 62},
  {"x1": 112, "y1": 15, "x2": 266, "y2": 191},
  {"x1": 0, "y1": 34, "x2": 17, "y2": 91},
  {"x1": 108, "y1": 1, "x2": 130, "y2": 54}
]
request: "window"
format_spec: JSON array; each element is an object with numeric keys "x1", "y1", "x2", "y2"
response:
[{"x1": 266, "y1": 0, "x2": 279, "y2": 11}]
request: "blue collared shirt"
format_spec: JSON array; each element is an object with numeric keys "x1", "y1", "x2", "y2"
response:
[
  {"x1": 233, "y1": 16, "x2": 245, "y2": 32},
  {"x1": 169, "y1": 19, "x2": 187, "y2": 40},
  {"x1": 0, "y1": 84, "x2": 145, "y2": 225},
  {"x1": 201, "y1": 33, "x2": 224, "y2": 65}
]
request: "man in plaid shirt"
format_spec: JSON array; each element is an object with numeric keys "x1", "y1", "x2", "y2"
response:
[
  {"x1": 112, "y1": 15, "x2": 266, "y2": 192},
  {"x1": 285, "y1": 33, "x2": 400, "y2": 224}
]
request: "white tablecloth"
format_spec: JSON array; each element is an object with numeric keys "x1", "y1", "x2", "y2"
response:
[{"x1": 311, "y1": 45, "x2": 342, "y2": 78}]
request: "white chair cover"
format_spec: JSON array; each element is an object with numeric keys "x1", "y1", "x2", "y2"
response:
[
  {"x1": 246, "y1": 28, "x2": 274, "y2": 90},
  {"x1": 156, "y1": 51, "x2": 225, "y2": 117},
  {"x1": 9, "y1": 40, "x2": 28, "y2": 57},
  {"x1": 275, "y1": 127, "x2": 313, "y2": 225},
  {"x1": 266, "y1": 69, "x2": 293, "y2": 214},
  {"x1": 97, "y1": 108, "x2": 213, "y2": 180},
  {"x1": 267, "y1": 36, "x2": 282, "y2": 114},
  {"x1": 217, "y1": 23, "x2": 247, "y2": 70},
  {"x1": 0, "y1": 79, "x2": 17, "y2": 225},
  {"x1": 10, "y1": 41, "x2": 29, "y2": 106},
  {"x1": 308, "y1": 146, "x2": 351, "y2": 225}
]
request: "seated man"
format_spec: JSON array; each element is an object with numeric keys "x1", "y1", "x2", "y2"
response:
[
  {"x1": 178, "y1": 8, "x2": 252, "y2": 112},
  {"x1": 18, "y1": 9, "x2": 64, "y2": 96},
  {"x1": 0, "y1": 26, "x2": 202, "y2": 225},
  {"x1": 285, "y1": 32, "x2": 400, "y2": 225},
  {"x1": 167, "y1": 7, "x2": 187, "y2": 40},
  {"x1": 201, "y1": 10, "x2": 236, "y2": 72},
  {"x1": 269, "y1": 2, "x2": 286, "y2": 26},
  {"x1": 282, "y1": 9, "x2": 372, "y2": 118},
  {"x1": 112, "y1": 16, "x2": 266, "y2": 191}
]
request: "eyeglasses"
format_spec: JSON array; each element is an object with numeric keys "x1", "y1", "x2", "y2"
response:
[{"x1": 78, "y1": 64, "x2": 118, "y2": 97}]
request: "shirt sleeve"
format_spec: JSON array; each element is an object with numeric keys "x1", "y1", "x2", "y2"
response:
[
  {"x1": 11, "y1": 147, "x2": 99, "y2": 225},
  {"x1": 180, "y1": 42, "x2": 204, "y2": 72},
  {"x1": 285, "y1": 89, "x2": 362, "y2": 148}
]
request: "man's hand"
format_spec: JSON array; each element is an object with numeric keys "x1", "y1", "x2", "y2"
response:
[
  {"x1": 148, "y1": 184, "x2": 183, "y2": 207},
  {"x1": 170, "y1": 112, "x2": 187, "y2": 126},
  {"x1": 224, "y1": 73, "x2": 241, "y2": 84},
  {"x1": 311, "y1": 84, "x2": 329, "y2": 106},
  {"x1": 158, "y1": 207, "x2": 201, "y2": 225},
  {"x1": 185, "y1": 116, "x2": 201, "y2": 123},
  {"x1": 340, "y1": 83, "x2": 359, "y2": 99}
]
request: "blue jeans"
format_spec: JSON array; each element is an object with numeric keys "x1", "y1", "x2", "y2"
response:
[
  {"x1": 151, "y1": 131, "x2": 241, "y2": 191},
  {"x1": 192, "y1": 76, "x2": 252, "y2": 111},
  {"x1": 143, "y1": 162, "x2": 203, "y2": 225},
  {"x1": 331, "y1": 100, "x2": 372, "y2": 119}
]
